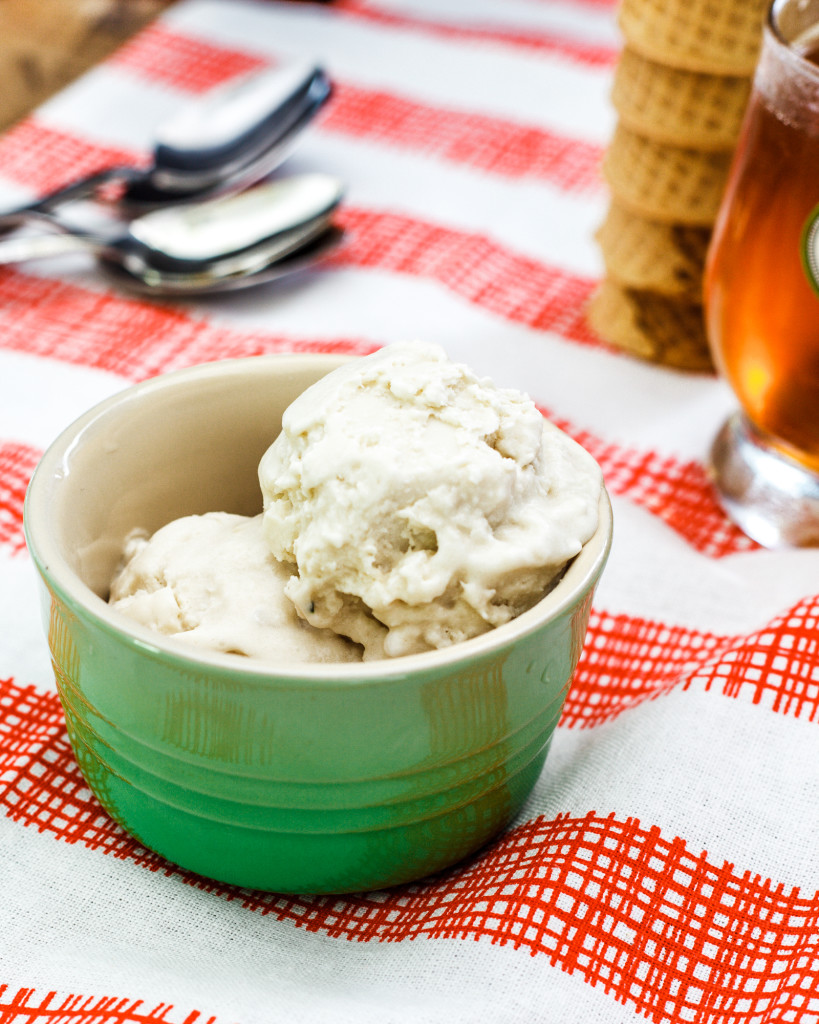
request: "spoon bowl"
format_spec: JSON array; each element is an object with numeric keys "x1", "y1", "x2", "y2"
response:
[
  {"x1": 0, "y1": 62, "x2": 332, "y2": 230},
  {"x1": 99, "y1": 224, "x2": 344, "y2": 296},
  {"x1": 0, "y1": 173, "x2": 345, "y2": 295},
  {"x1": 128, "y1": 61, "x2": 332, "y2": 203}
]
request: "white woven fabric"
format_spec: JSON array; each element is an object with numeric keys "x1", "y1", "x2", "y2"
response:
[{"x1": 1, "y1": 2, "x2": 818, "y2": 1022}]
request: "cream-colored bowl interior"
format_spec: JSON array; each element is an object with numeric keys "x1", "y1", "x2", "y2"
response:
[{"x1": 49, "y1": 356, "x2": 336, "y2": 600}]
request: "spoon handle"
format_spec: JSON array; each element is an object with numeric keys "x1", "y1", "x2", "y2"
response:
[
  {"x1": 0, "y1": 232, "x2": 103, "y2": 264},
  {"x1": 0, "y1": 167, "x2": 139, "y2": 233}
]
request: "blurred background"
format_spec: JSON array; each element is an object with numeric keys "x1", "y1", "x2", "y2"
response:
[{"x1": 0, "y1": 0, "x2": 174, "y2": 131}]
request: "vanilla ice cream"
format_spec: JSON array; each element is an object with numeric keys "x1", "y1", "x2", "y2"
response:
[
  {"x1": 259, "y1": 342, "x2": 602, "y2": 660},
  {"x1": 109, "y1": 512, "x2": 361, "y2": 663}
]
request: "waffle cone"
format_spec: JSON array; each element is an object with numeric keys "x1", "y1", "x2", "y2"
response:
[
  {"x1": 618, "y1": 0, "x2": 768, "y2": 75},
  {"x1": 603, "y1": 124, "x2": 732, "y2": 226},
  {"x1": 596, "y1": 202, "x2": 712, "y2": 300},
  {"x1": 612, "y1": 48, "x2": 752, "y2": 151},
  {"x1": 587, "y1": 278, "x2": 713, "y2": 371}
]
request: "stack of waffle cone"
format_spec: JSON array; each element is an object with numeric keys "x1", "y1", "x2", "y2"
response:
[{"x1": 588, "y1": 0, "x2": 768, "y2": 370}]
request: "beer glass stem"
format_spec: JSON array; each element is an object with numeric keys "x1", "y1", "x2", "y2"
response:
[{"x1": 711, "y1": 413, "x2": 819, "y2": 547}]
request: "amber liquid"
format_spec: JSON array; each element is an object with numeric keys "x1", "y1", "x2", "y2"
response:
[{"x1": 706, "y1": 67, "x2": 819, "y2": 470}]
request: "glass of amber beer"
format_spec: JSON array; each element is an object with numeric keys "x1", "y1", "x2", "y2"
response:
[{"x1": 706, "y1": 0, "x2": 819, "y2": 546}]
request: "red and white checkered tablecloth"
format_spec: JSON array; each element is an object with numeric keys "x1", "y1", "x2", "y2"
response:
[{"x1": 2, "y1": 1, "x2": 819, "y2": 1022}]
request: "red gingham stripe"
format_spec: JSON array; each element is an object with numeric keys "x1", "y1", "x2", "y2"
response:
[
  {"x1": 0, "y1": 121, "x2": 149, "y2": 196},
  {"x1": 0, "y1": 55, "x2": 605, "y2": 194},
  {"x1": 0, "y1": 442, "x2": 40, "y2": 556},
  {"x1": 2, "y1": 678, "x2": 819, "y2": 1024},
  {"x1": 566, "y1": 609, "x2": 726, "y2": 728},
  {"x1": 335, "y1": 207, "x2": 600, "y2": 343},
  {"x1": 542, "y1": 412, "x2": 759, "y2": 559},
  {"x1": 323, "y1": 84, "x2": 604, "y2": 192},
  {"x1": 566, "y1": 594, "x2": 819, "y2": 727},
  {"x1": 333, "y1": 0, "x2": 618, "y2": 68},
  {"x1": 112, "y1": 8, "x2": 617, "y2": 77},
  {"x1": 0, "y1": 267, "x2": 376, "y2": 380},
  {"x1": 581, "y1": 441, "x2": 756, "y2": 560},
  {"x1": 0, "y1": 986, "x2": 213, "y2": 1024},
  {"x1": 688, "y1": 592, "x2": 819, "y2": 717},
  {"x1": 111, "y1": 22, "x2": 267, "y2": 94}
]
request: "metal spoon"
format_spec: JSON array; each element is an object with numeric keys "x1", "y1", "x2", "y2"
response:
[
  {"x1": 100, "y1": 224, "x2": 345, "y2": 296},
  {"x1": 0, "y1": 173, "x2": 344, "y2": 292},
  {"x1": 0, "y1": 61, "x2": 332, "y2": 229}
]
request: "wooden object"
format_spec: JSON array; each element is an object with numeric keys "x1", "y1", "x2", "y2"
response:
[{"x1": 0, "y1": 0, "x2": 173, "y2": 131}]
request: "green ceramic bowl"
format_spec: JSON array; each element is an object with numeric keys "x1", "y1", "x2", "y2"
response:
[{"x1": 24, "y1": 355, "x2": 612, "y2": 894}]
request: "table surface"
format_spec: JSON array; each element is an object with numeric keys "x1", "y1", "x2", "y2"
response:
[
  {"x1": 2, "y1": 2, "x2": 819, "y2": 1023},
  {"x1": 0, "y1": 0, "x2": 174, "y2": 132}
]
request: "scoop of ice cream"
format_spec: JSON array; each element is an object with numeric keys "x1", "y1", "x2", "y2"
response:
[
  {"x1": 259, "y1": 342, "x2": 602, "y2": 659},
  {"x1": 109, "y1": 512, "x2": 362, "y2": 663}
]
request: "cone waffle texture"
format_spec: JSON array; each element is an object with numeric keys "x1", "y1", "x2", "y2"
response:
[
  {"x1": 612, "y1": 48, "x2": 752, "y2": 151},
  {"x1": 596, "y1": 203, "x2": 711, "y2": 300},
  {"x1": 618, "y1": 0, "x2": 768, "y2": 75},
  {"x1": 591, "y1": 0, "x2": 764, "y2": 367},
  {"x1": 587, "y1": 279, "x2": 713, "y2": 371},
  {"x1": 603, "y1": 124, "x2": 732, "y2": 226}
]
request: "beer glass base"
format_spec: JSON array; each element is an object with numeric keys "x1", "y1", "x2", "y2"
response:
[{"x1": 710, "y1": 412, "x2": 819, "y2": 548}]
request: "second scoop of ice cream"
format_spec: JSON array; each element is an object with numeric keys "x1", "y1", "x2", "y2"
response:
[
  {"x1": 259, "y1": 342, "x2": 602, "y2": 659},
  {"x1": 109, "y1": 512, "x2": 361, "y2": 663}
]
